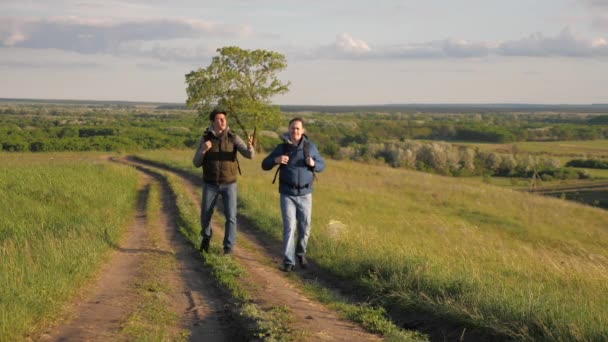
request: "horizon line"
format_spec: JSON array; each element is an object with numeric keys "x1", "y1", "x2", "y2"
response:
[{"x1": 1, "y1": 97, "x2": 608, "y2": 107}]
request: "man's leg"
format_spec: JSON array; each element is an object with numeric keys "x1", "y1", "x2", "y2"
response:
[
  {"x1": 280, "y1": 194, "x2": 297, "y2": 268},
  {"x1": 221, "y1": 182, "x2": 238, "y2": 253},
  {"x1": 200, "y1": 182, "x2": 219, "y2": 251},
  {"x1": 295, "y1": 194, "x2": 312, "y2": 267}
]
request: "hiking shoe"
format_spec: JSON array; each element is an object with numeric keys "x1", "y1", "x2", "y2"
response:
[
  {"x1": 297, "y1": 255, "x2": 308, "y2": 269},
  {"x1": 223, "y1": 247, "x2": 232, "y2": 255},
  {"x1": 281, "y1": 263, "x2": 294, "y2": 272},
  {"x1": 200, "y1": 237, "x2": 210, "y2": 253}
]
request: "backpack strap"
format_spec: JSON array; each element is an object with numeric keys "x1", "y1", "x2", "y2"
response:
[
  {"x1": 234, "y1": 149, "x2": 242, "y2": 175},
  {"x1": 272, "y1": 143, "x2": 288, "y2": 184},
  {"x1": 272, "y1": 165, "x2": 280, "y2": 184}
]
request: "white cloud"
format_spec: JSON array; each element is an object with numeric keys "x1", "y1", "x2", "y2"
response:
[
  {"x1": 3, "y1": 10, "x2": 608, "y2": 66},
  {"x1": 306, "y1": 33, "x2": 491, "y2": 60},
  {"x1": 0, "y1": 60, "x2": 102, "y2": 69},
  {"x1": 580, "y1": 0, "x2": 608, "y2": 30},
  {"x1": 303, "y1": 29, "x2": 608, "y2": 60},
  {"x1": 592, "y1": 37, "x2": 608, "y2": 47},
  {"x1": 582, "y1": 0, "x2": 608, "y2": 10},
  {"x1": 298, "y1": 33, "x2": 372, "y2": 60},
  {"x1": 592, "y1": 14, "x2": 608, "y2": 30},
  {"x1": 116, "y1": 40, "x2": 216, "y2": 63},
  {"x1": 0, "y1": 16, "x2": 252, "y2": 58},
  {"x1": 335, "y1": 33, "x2": 370, "y2": 53},
  {"x1": 382, "y1": 39, "x2": 492, "y2": 59},
  {"x1": 498, "y1": 28, "x2": 608, "y2": 57}
]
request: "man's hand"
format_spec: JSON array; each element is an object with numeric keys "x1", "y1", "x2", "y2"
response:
[
  {"x1": 247, "y1": 135, "x2": 254, "y2": 148},
  {"x1": 275, "y1": 155, "x2": 289, "y2": 165},
  {"x1": 306, "y1": 157, "x2": 315, "y2": 168},
  {"x1": 202, "y1": 140, "x2": 212, "y2": 154}
]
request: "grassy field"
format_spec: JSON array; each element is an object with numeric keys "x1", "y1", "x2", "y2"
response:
[
  {"x1": 137, "y1": 149, "x2": 608, "y2": 341},
  {"x1": 454, "y1": 139, "x2": 608, "y2": 158},
  {"x1": 0, "y1": 153, "x2": 139, "y2": 341},
  {"x1": 454, "y1": 140, "x2": 608, "y2": 208}
]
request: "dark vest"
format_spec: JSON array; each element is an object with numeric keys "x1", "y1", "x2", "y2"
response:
[{"x1": 202, "y1": 131, "x2": 238, "y2": 184}]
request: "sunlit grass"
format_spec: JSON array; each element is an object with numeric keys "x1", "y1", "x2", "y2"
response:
[
  {"x1": 0, "y1": 152, "x2": 139, "y2": 341},
  {"x1": 137, "y1": 149, "x2": 608, "y2": 340}
]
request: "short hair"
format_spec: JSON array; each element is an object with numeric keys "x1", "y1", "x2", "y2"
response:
[
  {"x1": 209, "y1": 108, "x2": 227, "y2": 121},
  {"x1": 289, "y1": 117, "x2": 304, "y2": 127}
]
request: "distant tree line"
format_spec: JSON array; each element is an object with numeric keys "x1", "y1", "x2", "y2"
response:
[
  {"x1": 565, "y1": 159, "x2": 608, "y2": 169},
  {"x1": 0, "y1": 106, "x2": 201, "y2": 152},
  {"x1": 325, "y1": 140, "x2": 590, "y2": 180},
  {"x1": 1, "y1": 105, "x2": 605, "y2": 182},
  {"x1": 304, "y1": 113, "x2": 608, "y2": 150}
]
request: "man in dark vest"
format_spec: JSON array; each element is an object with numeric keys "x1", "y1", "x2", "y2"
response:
[{"x1": 193, "y1": 108, "x2": 254, "y2": 254}]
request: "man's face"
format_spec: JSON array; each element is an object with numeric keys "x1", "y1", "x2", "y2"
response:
[
  {"x1": 213, "y1": 113, "x2": 227, "y2": 133},
  {"x1": 289, "y1": 120, "x2": 304, "y2": 142}
]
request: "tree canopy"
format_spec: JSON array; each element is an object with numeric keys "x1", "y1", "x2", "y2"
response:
[{"x1": 185, "y1": 46, "x2": 290, "y2": 143}]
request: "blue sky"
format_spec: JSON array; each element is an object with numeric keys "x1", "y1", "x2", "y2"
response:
[{"x1": 1, "y1": 0, "x2": 608, "y2": 105}]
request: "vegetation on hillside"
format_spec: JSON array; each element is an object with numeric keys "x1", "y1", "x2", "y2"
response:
[{"x1": 137, "y1": 150, "x2": 608, "y2": 341}]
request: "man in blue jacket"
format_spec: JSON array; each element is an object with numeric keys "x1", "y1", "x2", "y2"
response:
[{"x1": 262, "y1": 117, "x2": 325, "y2": 272}]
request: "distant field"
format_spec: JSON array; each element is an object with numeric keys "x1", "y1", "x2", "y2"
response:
[
  {"x1": 577, "y1": 168, "x2": 608, "y2": 178},
  {"x1": 138, "y1": 149, "x2": 608, "y2": 341},
  {"x1": 0, "y1": 152, "x2": 138, "y2": 341},
  {"x1": 454, "y1": 139, "x2": 608, "y2": 158},
  {"x1": 465, "y1": 161, "x2": 608, "y2": 209}
]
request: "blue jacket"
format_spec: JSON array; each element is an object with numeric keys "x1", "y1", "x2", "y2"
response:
[{"x1": 262, "y1": 134, "x2": 325, "y2": 196}]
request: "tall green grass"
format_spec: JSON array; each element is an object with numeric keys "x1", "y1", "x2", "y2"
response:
[
  {"x1": 0, "y1": 153, "x2": 139, "y2": 341},
  {"x1": 137, "y1": 149, "x2": 608, "y2": 340}
]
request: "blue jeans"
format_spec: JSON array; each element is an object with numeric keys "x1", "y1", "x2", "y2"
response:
[
  {"x1": 280, "y1": 193, "x2": 312, "y2": 265},
  {"x1": 200, "y1": 181, "x2": 237, "y2": 250}
]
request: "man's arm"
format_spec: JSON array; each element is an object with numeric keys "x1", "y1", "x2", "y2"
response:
[
  {"x1": 309, "y1": 142, "x2": 325, "y2": 172},
  {"x1": 233, "y1": 135, "x2": 254, "y2": 159},
  {"x1": 261, "y1": 145, "x2": 282, "y2": 170},
  {"x1": 192, "y1": 137, "x2": 206, "y2": 168}
]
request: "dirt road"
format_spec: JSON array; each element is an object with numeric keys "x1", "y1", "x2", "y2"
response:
[{"x1": 35, "y1": 157, "x2": 382, "y2": 341}]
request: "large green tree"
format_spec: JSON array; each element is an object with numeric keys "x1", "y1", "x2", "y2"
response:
[{"x1": 185, "y1": 46, "x2": 290, "y2": 145}]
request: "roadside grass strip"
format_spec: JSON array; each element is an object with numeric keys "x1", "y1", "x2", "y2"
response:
[
  {"x1": 0, "y1": 154, "x2": 138, "y2": 341},
  {"x1": 135, "y1": 150, "x2": 608, "y2": 341},
  {"x1": 300, "y1": 282, "x2": 427, "y2": 342},
  {"x1": 133, "y1": 161, "x2": 295, "y2": 341},
  {"x1": 120, "y1": 181, "x2": 188, "y2": 341}
]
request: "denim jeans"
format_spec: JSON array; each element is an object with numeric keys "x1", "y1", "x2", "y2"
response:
[
  {"x1": 200, "y1": 181, "x2": 237, "y2": 250},
  {"x1": 280, "y1": 193, "x2": 312, "y2": 265}
]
